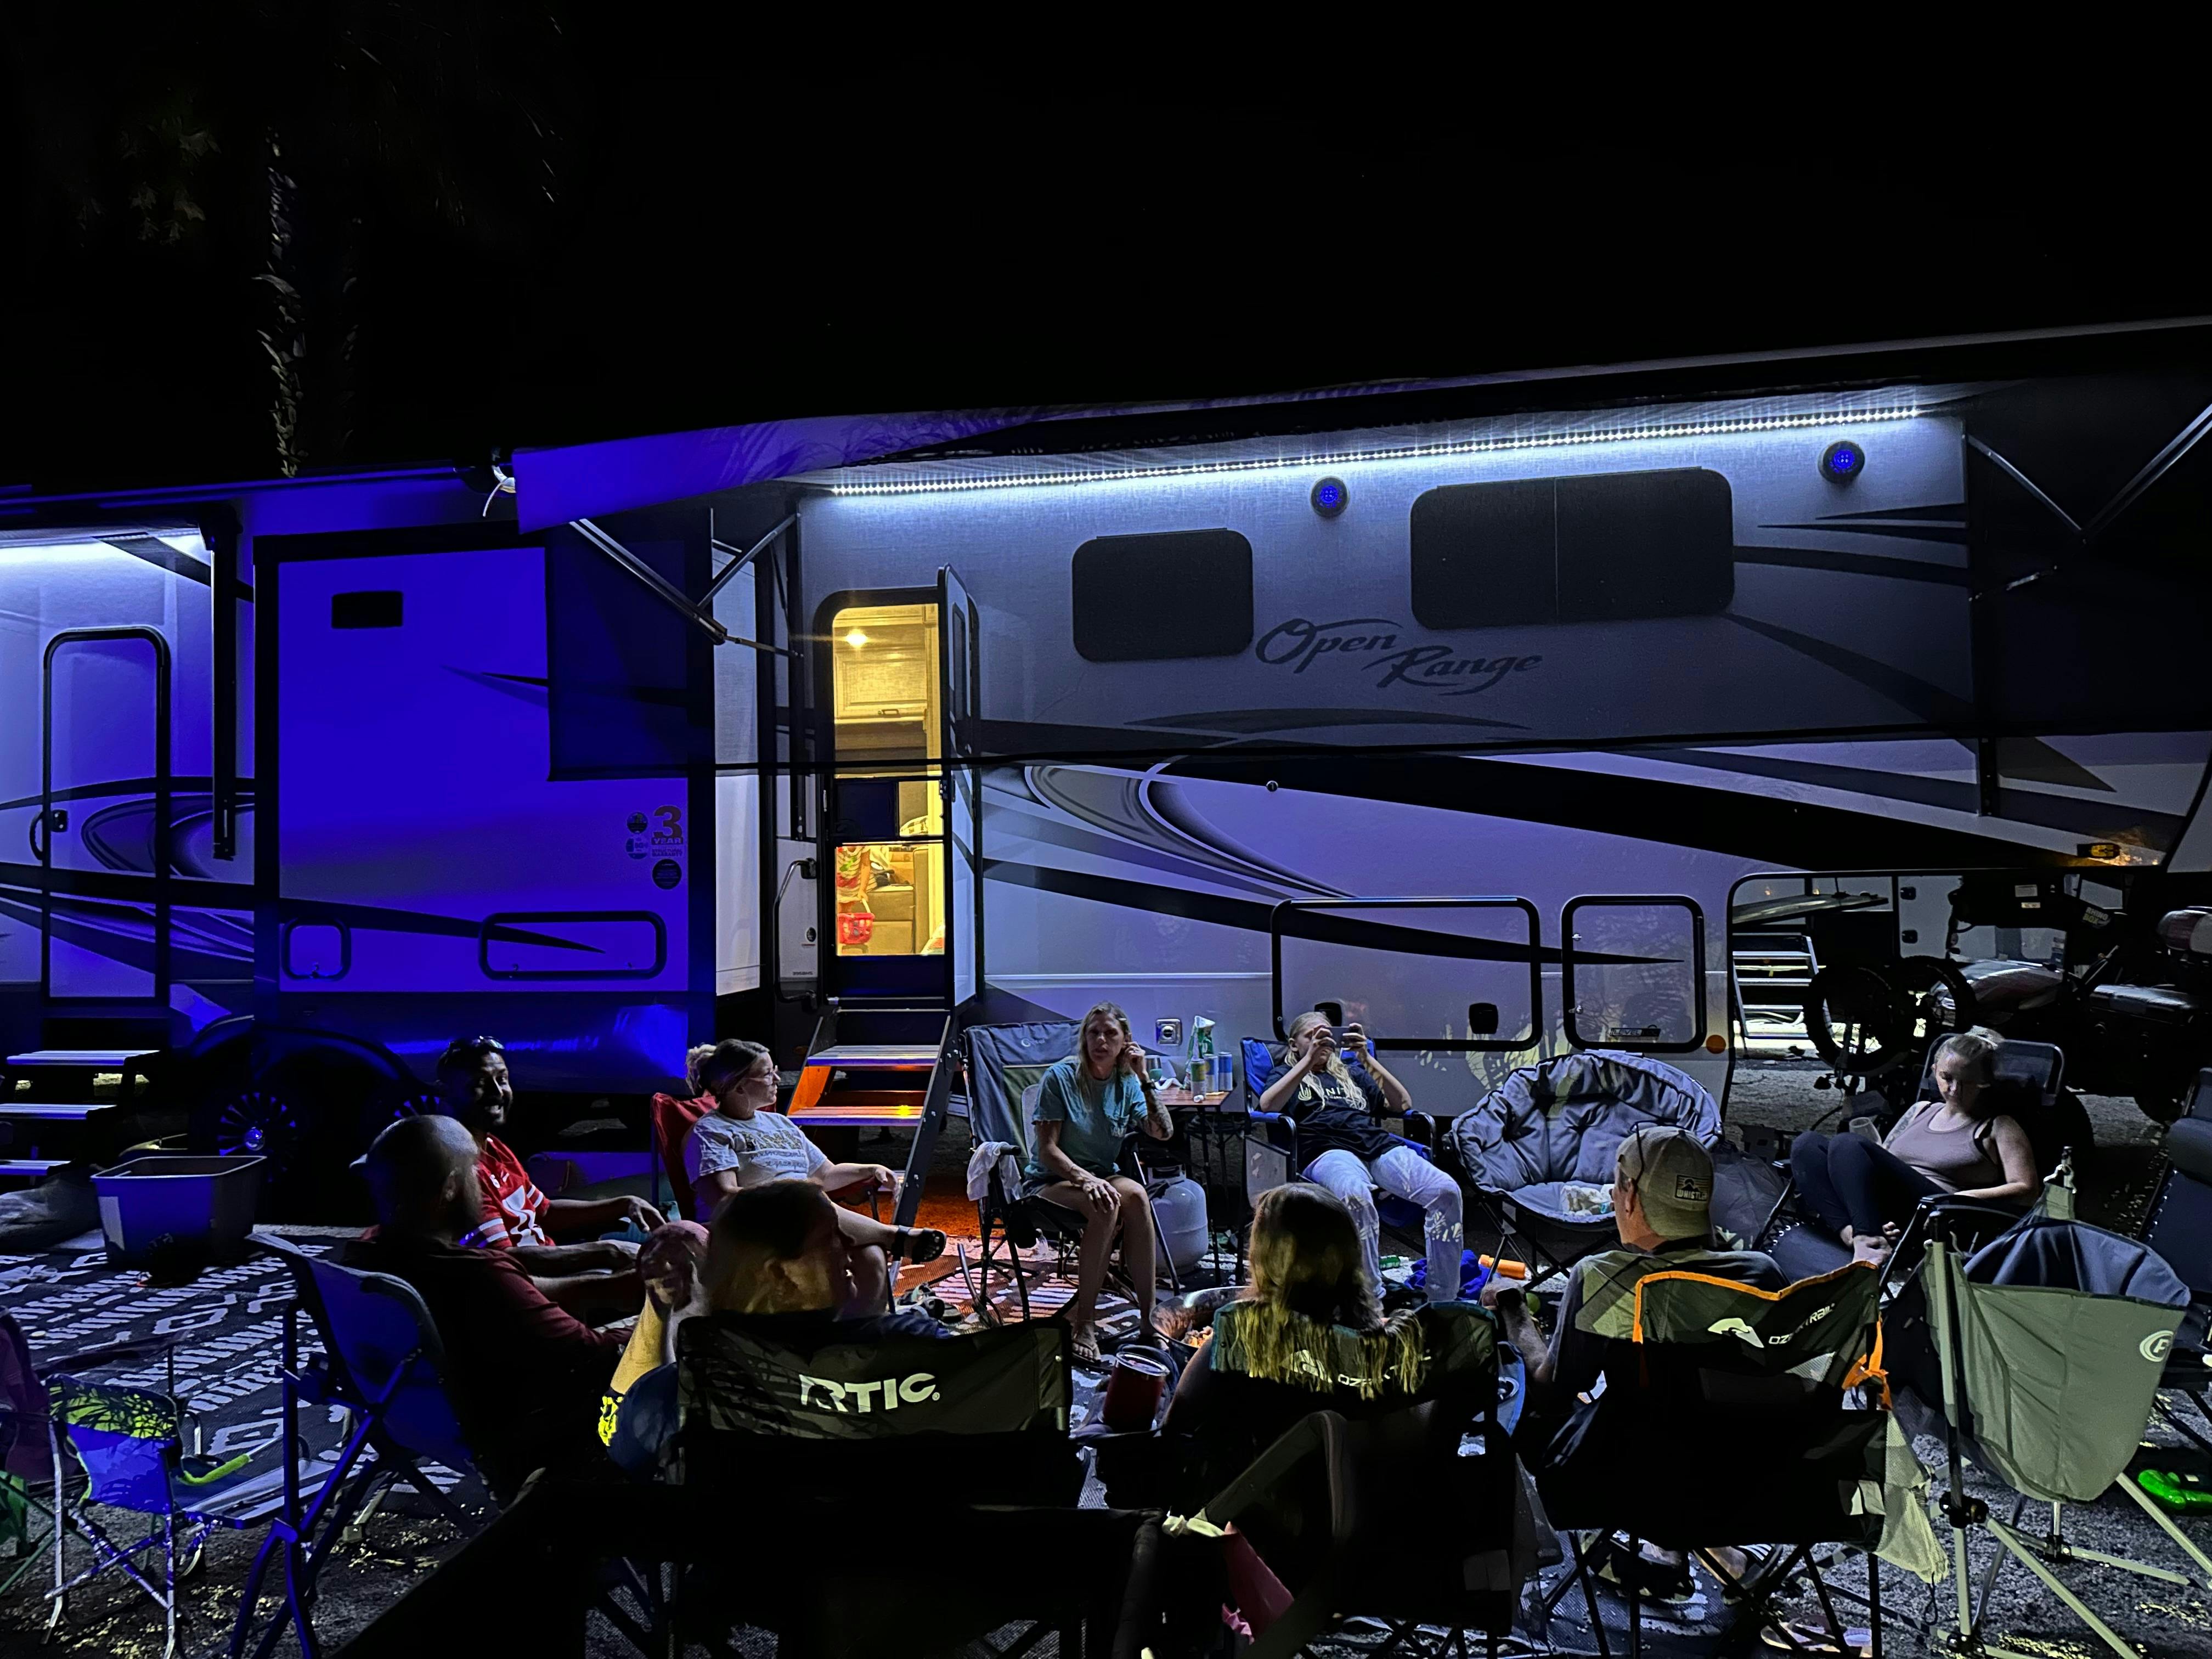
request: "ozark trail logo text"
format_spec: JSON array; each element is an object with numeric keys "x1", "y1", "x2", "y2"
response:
[{"x1": 1255, "y1": 616, "x2": 1541, "y2": 697}]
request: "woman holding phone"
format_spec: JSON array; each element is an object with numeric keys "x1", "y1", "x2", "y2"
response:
[
  {"x1": 1024, "y1": 1001, "x2": 1178, "y2": 1364},
  {"x1": 1259, "y1": 1010, "x2": 1463, "y2": 1301}
]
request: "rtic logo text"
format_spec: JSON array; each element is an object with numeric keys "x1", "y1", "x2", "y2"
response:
[{"x1": 797, "y1": 1372, "x2": 939, "y2": 1413}]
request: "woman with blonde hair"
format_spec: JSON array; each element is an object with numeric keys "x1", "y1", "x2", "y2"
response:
[
  {"x1": 1148, "y1": 1183, "x2": 1491, "y2": 1510},
  {"x1": 1259, "y1": 1009, "x2": 1463, "y2": 1301},
  {"x1": 1790, "y1": 1025, "x2": 2039, "y2": 1263},
  {"x1": 1023, "y1": 1001, "x2": 1176, "y2": 1363}
]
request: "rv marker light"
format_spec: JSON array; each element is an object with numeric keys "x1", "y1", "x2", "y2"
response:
[
  {"x1": 1311, "y1": 477, "x2": 1348, "y2": 517},
  {"x1": 825, "y1": 405, "x2": 1923, "y2": 496},
  {"x1": 1821, "y1": 440, "x2": 1866, "y2": 483}
]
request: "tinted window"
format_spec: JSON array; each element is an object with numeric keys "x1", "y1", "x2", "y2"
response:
[
  {"x1": 1410, "y1": 469, "x2": 1734, "y2": 630},
  {"x1": 1073, "y1": 529, "x2": 1252, "y2": 661}
]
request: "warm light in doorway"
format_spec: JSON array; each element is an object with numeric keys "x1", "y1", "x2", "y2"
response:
[{"x1": 844, "y1": 629, "x2": 868, "y2": 648}]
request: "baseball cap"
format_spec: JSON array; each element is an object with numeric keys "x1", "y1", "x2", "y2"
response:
[{"x1": 1616, "y1": 1125, "x2": 1714, "y2": 1240}]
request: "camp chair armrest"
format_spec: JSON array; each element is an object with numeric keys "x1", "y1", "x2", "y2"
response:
[
  {"x1": 1400, "y1": 1111, "x2": 1443, "y2": 1150},
  {"x1": 1198, "y1": 1410, "x2": 1334, "y2": 1529},
  {"x1": 1246, "y1": 1109, "x2": 1287, "y2": 1125}
]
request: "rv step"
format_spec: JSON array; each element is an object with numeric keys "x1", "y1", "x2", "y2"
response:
[
  {"x1": 0, "y1": 1103, "x2": 114, "y2": 1122},
  {"x1": 787, "y1": 1101, "x2": 927, "y2": 1128},
  {"x1": 803, "y1": 1045, "x2": 940, "y2": 1067},
  {"x1": 8, "y1": 1049, "x2": 161, "y2": 1067},
  {"x1": 0, "y1": 1159, "x2": 67, "y2": 1181}
]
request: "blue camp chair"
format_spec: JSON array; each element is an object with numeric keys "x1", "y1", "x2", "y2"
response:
[
  {"x1": 0, "y1": 1312, "x2": 185, "y2": 1617},
  {"x1": 1240, "y1": 1037, "x2": 1442, "y2": 1256},
  {"x1": 44, "y1": 1368, "x2": 267, "y2": 1658},
  {"x1": 228, "y1": 1235, "x2": 478, "y2": 1659}
]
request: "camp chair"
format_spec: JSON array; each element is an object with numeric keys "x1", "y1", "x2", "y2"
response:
[
  {"x1": 1239, "y1": 1036, "x2": 1444, "y2": 1256},
  {"x1": 1444, "y1": 1050, "x2": 1723, "y2": 1280},
  {"x1": 2142, "y1": 1069, "x2": 2212, "y2": 1447},
  {"x1": 669, "y1": 1310, "x2": 1082, "y2": 1503},
  {"x1": 1536, "y1": 1260, "x2": 1938, "y2": 1659},
  {"x1": 647, "y1": 1090, "x2": 713, "y2": 1221},
  {"x1": 1193, "y1": 1383, "x2": 1535, "y2": 1659},
  {"x1": 0, "y1": 1312, "x2": 179, "y2": 1605},
  {"x1": 228, "y1": 1236, "x2": 479, "y2": 1659},
  {"x1": 42, "y1": 1366, "x2": 269, "y2": 1658},
  {"x1": 962, "y1": 1019, "x2": 1181, "y2": 1325},
  {"x1": 1920, "y1": 1171, "x2": 2211, "y2": 1659}
]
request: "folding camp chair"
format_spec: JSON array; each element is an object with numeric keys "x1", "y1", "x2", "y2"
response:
[
  {"x1": 43, "y1": 1368, "x2": 269, "y2": 1658},
  {"x1": 228, "y1": 1236, "x2": 479, "y2": 1659},
  {"x1": 670, "y1": 1310, "x2": 1082, "y2": 1503},
  {"x1": 1443, "y1": 1050, "x2": 1723, "y2": 1282},
  {"x1": 962, "y1": 1019, "x2": 1183, "y2": 1327},
  {"x1": 0, "y1": 1312, "x2": 181, "y2": 1609},
  {"x1": 2142, "y1": 1069, "x2": 2212, "y2": 1448},
  {"x1": 647, "y1": 1089, "x2": 713, "y2": 1222},
  {"x1": 1534, "y1": 1260, "x2": 1939, "y2": 1659},
  {"x1": 1920, "y1": 1171, "x2": 2211, "y2": 1659},
  {"x1": 1239, "y1": 1036, "x2": 1446, "y2": 1267},
  {"x1": 1195, "y1": 1400, "x2": 1534, "y2": 1658}
]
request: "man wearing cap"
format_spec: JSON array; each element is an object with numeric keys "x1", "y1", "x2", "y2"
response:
[{"x1": 1483, "y1": 1126, "x2": 1782, "y2": 1483}]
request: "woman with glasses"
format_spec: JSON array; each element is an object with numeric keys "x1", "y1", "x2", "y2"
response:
[{"x1": 687, "y1": 1039, "x2": 944, "y2": 1312}]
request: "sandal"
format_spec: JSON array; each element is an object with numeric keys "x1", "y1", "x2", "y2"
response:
[
  {"x1": 1593, "y1": 1534, "x2": 1696, "y2": 1604},
  {"x1": 1069, "y1": 1328, "x2": 1104, "y2": 1368},
  {"x1": 891, "y1": 1227, "x2": 946, "y2": 1265}
]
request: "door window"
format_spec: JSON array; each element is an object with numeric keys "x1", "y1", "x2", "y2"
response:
[{"x1": 830, "y1": 603, "x2": 945, "y2": 959}]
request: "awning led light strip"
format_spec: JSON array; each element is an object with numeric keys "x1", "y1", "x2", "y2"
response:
[{"x1": 825, "y1": 403, "x2": 1923, "y2": 496}]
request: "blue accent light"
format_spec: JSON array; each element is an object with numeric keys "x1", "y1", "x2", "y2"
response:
[
  {"x1": 1821, "y1": 441, "x2": 1865, "y2": 483},
  {"x1": 1311, "y1": 476, "x2": 1349, "y2": 517}
]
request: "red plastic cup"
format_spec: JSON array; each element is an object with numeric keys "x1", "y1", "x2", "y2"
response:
[{"x1": 1100, "y1": 1348, "x2": 1173, "y2": 1431}]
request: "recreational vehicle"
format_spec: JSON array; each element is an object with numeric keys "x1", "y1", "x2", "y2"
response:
[{"x1": 4, "y1": 324, "x2": 2209, "y2": 1210}]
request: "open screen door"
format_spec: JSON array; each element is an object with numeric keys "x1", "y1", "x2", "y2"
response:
[{"x1": 940, "y1": 566, "x2": 983, "y2": 1007}]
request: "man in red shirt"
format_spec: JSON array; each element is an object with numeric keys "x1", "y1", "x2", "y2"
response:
[
  {"x1": 435, "y1": 1036, "x2": 663, "y2": 1318},
  {"x1": 346, "y1": 1113, "x2": 628, "y2": 1496}
]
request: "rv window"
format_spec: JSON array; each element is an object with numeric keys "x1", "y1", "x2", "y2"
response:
[
  {"x1": 330, "y1": 591, "x2": 403, "y2": 629},
  {"x1": 1274, "y1": 898, "x2": 1542, "y2": 1053},
  {"x1": 1072, "y1": 530, "x2": 1252, "y2": 662},
  {"x1": 1409, "y1": 469, "x2": 1734, "y2": 630},
  {"x1": 1562, "y1": 895, "x2": 1706, "y2": 1053}
]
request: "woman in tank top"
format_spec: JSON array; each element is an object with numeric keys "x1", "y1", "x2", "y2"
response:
[{"x1": 1789, "y1": 1026, "x2": 2038, "y2": 1265}]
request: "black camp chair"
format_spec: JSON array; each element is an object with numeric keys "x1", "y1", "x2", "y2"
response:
[
  {"x1": 228, "y1": 1237, "x2": 481, "y2": 1659},
  {"x1": 1442, "y1": 1051, "x2": 1723, "y2": 1280},
  {"x1": 1239, "y1": 1036, "x2": 1443, "y2": 1255},
  {"x1": 2143, "y1": 1068, "x2": 2212, "y2": 1443},
  {"x1": 1534, "y1": 1261, "x2": 1931, "y2": 1659},
  {"x1": 1917, "y1": 1174, "x2": 2211, "y2": 1659},
  {"x1": 962, "y1": 1019, "x2": 1183, "y2": 1326},
  {"x1": 669, "y1": 1310, "x2": 1082, "y2": 1505},
  {"x1": 1763, "y1": 1036, "x2": 2076, "y2": 1282}
]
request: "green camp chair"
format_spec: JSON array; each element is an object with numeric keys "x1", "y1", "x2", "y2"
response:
[{"x1": 1923, "y1": 1169, "x2": 2211, "y2": 1659}]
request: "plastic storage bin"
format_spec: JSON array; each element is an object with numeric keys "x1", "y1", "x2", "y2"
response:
[{"x1": 92, "y1": 1154, "x2": 266, "y2": 1268}]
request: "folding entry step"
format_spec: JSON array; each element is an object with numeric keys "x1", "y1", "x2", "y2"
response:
[
  {"x1": 790, "y1": 1002, "x2": 954, "y2": 1229},
  {"x1": 2, "y1": 1045, "x2": 161, "y2": 1174}
]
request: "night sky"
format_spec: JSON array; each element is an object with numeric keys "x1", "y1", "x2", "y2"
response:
[{"x1": 5, "y1": 29, "x2": 2205, "y2": 494}]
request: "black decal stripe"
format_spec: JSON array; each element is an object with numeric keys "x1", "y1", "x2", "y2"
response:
[
  {"x1": 0, "y1": 866, "x2": 595, "y2": 951},
  {"x1": 1723, "y1": 614, "x2": 1976, "y2": 726},
  {"x1": 1156, "y1": 754, "x2": 2079, "y2": 870},
  {"x1": 1734, "y1": 545, "x2": 1970, "y2": 584},
  {"x1": 1640, "y1": 749, "x2": 2168, "y2": 839},
  {"x1": 1814, "y1": 503, "x2": 1967, "y2": 523},
  {"x1": 990, "y1": 805, "x2": 1301, "y2": 901},
  {"x1": 1752, "y1": 523, "x2": 1970, "y2": 546},
  {"x1": 1130, "y1": 706, "x2": 1527, "y2": 734},
  {"x1": 983, "y1": 860, "x2": 1664, "y2": 966}
]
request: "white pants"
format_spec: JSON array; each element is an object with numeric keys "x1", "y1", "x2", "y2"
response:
[{"x1": 1302, "y1": 1146, "x2": 1464, "y2": 1302}]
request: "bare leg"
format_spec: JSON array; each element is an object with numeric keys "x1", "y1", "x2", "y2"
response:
[
  {"x1": 531, "y1": 1268, "x2": 643, "y2": 1325},
  {"x1": 1108, "y1": 1176, "x2": 1159, "y2": 1339},
  {"x1": 1034, "y1": 1180, "x2": 1118, "y2": 1344},
  {"x1": 835, "y1": 1206, "x2": 900, "y2": 1252}
]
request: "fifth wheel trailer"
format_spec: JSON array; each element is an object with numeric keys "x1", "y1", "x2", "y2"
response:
[{"x1": 5, "y1": 321, "x2": 2212, "y2": 1200}]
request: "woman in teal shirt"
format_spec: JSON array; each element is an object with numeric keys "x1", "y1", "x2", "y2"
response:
[{"x1": 1025, "y1": 1001, "x2": 1177, "y2": 1363}]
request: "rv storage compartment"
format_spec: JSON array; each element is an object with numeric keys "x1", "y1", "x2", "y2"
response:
[{"x1": 93, "y1": 1154, "x2": 266, "y2": 1268}]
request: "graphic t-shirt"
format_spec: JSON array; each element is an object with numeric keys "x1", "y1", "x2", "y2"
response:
[
  {"x1": 467, "y1": 1134, "x2": 552, "y2": 1249},
  {"x1": 1023, "y1": 1059, "x2": 1153, "y2": 1181},
  {"x1": 1284, "y1": 1066, "x2": 1395, "y2": 1164},
  {"x1": 687, "y1": 1110, "x2": 830, "y2": 1215}
]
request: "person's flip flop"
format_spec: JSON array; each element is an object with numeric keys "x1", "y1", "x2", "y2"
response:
[
  {"x1": 891, "y1": 1227, "x2": 946, "y2": 1264},
  {"x1": 1069, "y1": 1329, "x2": 1103, "y2": 1368}
]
